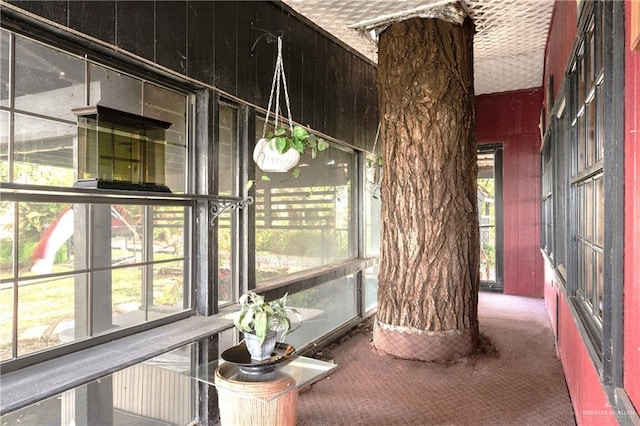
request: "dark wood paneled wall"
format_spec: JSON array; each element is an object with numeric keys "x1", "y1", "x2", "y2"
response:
[{"x1": 8, "y1": 0, "x2": 378, "y2": 150}]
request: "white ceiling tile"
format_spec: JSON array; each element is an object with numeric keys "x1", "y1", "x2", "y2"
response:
[{"x1": 283, "y1": 0, "x2": 554, "y2": 95}]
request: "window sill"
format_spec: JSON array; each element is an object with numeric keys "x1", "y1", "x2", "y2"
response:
[
  {"x1": 255, "y1": 258, "x2": 379, "y2": 301},
  {"x1": 0, "y1": 181, "x2": 247, "y2": 204},
  {"x1": 0, "y1": 315, "x2": 232, "y2": 415}
]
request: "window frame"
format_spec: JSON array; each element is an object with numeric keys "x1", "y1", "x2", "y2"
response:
[
  {"x1": 0, "y1": 24, "x2": 202, "y2": 371},
  {"x1": 250, "y1": 114, "x2": 360, "y2": 286},
  {"x1": 215, "y1": 100, "x2": 242, "y2": 309},
  {"x1": 568, "y1": 1, "x2": 605, "y2": 353},
  {"x1": 541, "y1": 134, "x2": 554, "y2": 261},
  {"x1": 0, "y1": 6, "x2": 382, "y2": 415},
  {"x1": 478, "y1": 144, "x2": 504, "y2": 292},
  {"x1": 541, "y1": 1, "x2": 624, "y2": 389}
]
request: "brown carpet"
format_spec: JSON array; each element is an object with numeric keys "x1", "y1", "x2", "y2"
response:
[{"x1": 297, "y1": 292, "x2": 576, "y2": 426}]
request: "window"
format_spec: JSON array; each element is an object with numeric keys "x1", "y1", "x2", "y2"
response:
[
  {"x1": 0, "y1": 29, "x2": 191, "y2": 365},
  {"x1": 543, "y1": 2, "x2": 624, "y2": 374},
  {"x1": 546, "y1": 3, "x2": 627, "y2": 386},
  {"x1": 253, "y1": 118, "x2": 356, "y2": 283},
  {"x1": 217, "y1": 102, "x2": 239, "y2": 307},
  {"x1": 569, "y1": 10, "x2": 605, "y2": 331},
  {"x1": 553, "y1": 99, "x2": 568, "y2": 275},
  {"x1": 541, "y1": 141, "x2": 554, "y2": 259},
  {"x1": 0, "y1": 6, "x2": 382, "y2": 418},
  {"x1": 477, "y1": 147, "x2": 504, "y2": 291},
  {"x1": 364, "y1": 154, "x2": 382, "y2": 311},
  {"x1": 286, "y1": 273, "x2": 359, "y2": 349}
]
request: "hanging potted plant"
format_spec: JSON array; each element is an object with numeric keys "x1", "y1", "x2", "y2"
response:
[
  {"x1": 254, "y1": 124, "x2": 329, "y2": 174},
  {"x1": 233, "y1": 291, "x2": 302, "y2": 361},
  {"x1": 253, "y1": 36, "x2": 329, "y2": 175}
]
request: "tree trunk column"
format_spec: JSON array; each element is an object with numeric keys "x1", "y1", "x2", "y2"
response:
[{"x1": 373, "y1": 17, "x2": 479, "y2": 362}]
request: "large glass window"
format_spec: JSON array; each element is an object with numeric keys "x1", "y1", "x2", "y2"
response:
[
  {"x1": 285, "y1": 274, "x2": 358, "y2": 349},
  {"x1": 253, "y1": 118, "x2": 356, "y2": 283},
  {"x1": 0, "y1": 9, "x2": 383, "y2": 420},
  {"x1": 542, "y1": 4, "x2": 624, "y2": 374},
  {"x1": 477, "y1": 148, "x2": 503, "y2": 290},
  {"x1": 0, "y1": 29, "x2": 191, "y2": 364},
  {"x1": 364, "y1": 155, "x2": 382, "y2": 258},
  {"x1": 14, "y1": 35, "x2": 86, "y2": 121},
  {"x1": 553, "y1": 101, "x2": 568, "y2": 275},
  {"x1": 1, "y1": 344, "x2": 198, "y2": 425},
  {"x1": 541, "y1": 140, "x2": 554, "y2": 259},
  {"x1": 217, "y1": 103, "x2": 239, "y2": 307},
  {"x1": 0, "y1": 198, "x2": 191, "y2": 362},
  {"x1": 570, "y1": 12, "x2": 605, "y2": 329},
  {"x1": 364, "y1": 155, "x2": 382, "y2": 311}
]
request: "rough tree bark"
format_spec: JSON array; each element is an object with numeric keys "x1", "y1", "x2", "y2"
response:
[{"x1": 373, "y1": 17, "x2": 479, "y2": 361}]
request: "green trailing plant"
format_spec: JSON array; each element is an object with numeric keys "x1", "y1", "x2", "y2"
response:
[
  {"x1": 234, "y1": 291, "x2": 301, "y2": 344},
  {"x1": 367, "y1": 155, "x2": 383, "y2": 169},
  {"x1": 248, "y1": 125, "x2": 330, "y2": 188},
  {"x1": 269, "y1": 125, "x2": 329, "y2": 159}
]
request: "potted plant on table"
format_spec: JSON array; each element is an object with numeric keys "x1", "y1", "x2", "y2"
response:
[{"x1": 233, "y1": 291, "x2": 302, "y2": 361}]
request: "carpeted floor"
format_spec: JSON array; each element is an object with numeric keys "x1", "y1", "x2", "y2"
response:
[{"x1": 297, "y1": 292, "x2": 576, "y2": 426}]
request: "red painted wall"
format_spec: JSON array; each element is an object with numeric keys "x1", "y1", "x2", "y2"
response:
[
  {"x1": 624, "y1": 0, "x2": 640, "y2": 411},
  {"x1": 543, "y1": 274, "x2": 615, "y2": 424},
  {"x1": 543, "y1": 0, "x2": 577, "y2": 105},
  {"x1": 543, "y1": 261, "x2": 558, "y2": 336},
  {"x1": 476, "y1": 89, "x2": 544, "y2": 297},
  {"x1": 544, "y1": 272, "x2": 615, "y2": 425},
  {"x1": 556, "y1": 283, "x2": 617, "y2": 425}
]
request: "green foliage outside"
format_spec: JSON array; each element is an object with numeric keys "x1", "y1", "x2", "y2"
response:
[
  {"x1": 0, "y1": 262, "x2": 186, "y2": 360},
  {"x1": 287, "y1": 286, "x2": 327, "y2": 308},
  {"x1": 256, "y1": 228, "x2": 346, "y2": 257},
  {"x1": 478, "y1": 177, "x2": 497, "y2": 279}
]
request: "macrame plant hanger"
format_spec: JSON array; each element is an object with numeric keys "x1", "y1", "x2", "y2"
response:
[
  {"x1": 263, "y1": 36, "x2": 294, "y2": 140},
  {"x1": 253, "y1": 36, "x2": 300, "y2": 173},
  {"x1": 366, "y1": 122, "x2": 382, "y2": 186}
]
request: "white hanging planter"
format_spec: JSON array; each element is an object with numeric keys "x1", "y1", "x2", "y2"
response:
[
  {"x1": 254, "y1": 36, "x2": 306, "y2": 174},
  {"x1": 366, "y1": 166, "x2": 378, "y2": 183},
  {"x1": 253, "y1": 137, "x2": 300, "y2": 173}
]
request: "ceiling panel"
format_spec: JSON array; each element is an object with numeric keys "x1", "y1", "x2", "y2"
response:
[{"x1": 283, "y1": 0, "x2": 554, "y2": 95}]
